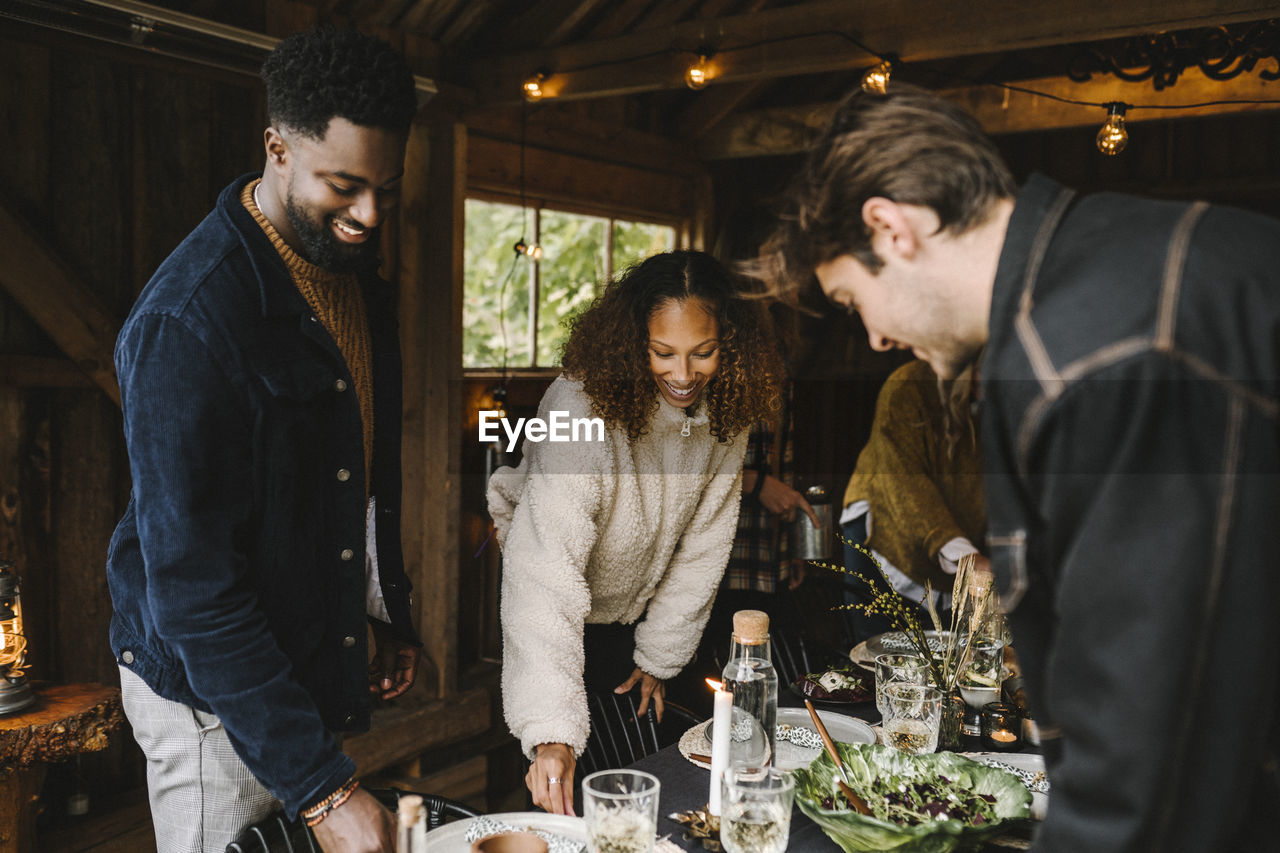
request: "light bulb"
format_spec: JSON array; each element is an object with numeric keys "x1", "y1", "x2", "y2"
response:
[
  {"x1": 522, "y1": 73, "x2": 546, "y2": 102},
  {"x1": 527, "y1": 244, "x2": 543, "y2": 260},
  {"x1": 685, "y1": 55, "x2": 711, "y2": 90},
  {"x1": 861, "y1": 60, "x2": 892, "y2": 94},
  {"x1": 1096, "y1": 102, "x2": 1129, "y2": 155}
]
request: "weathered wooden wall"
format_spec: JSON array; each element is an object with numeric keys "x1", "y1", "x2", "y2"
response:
[{"x1": 0, "y1": 22, "x2": 267, "y2": 812}]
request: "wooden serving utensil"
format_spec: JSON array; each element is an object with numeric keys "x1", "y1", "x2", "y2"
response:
[{"x1": 804, "y1": 700, "x2": 872, "y2": 815}]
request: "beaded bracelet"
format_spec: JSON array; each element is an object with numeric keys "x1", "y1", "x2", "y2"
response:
[{"x1": 303, "y1": 778, "x2": 359, "y2": 828}]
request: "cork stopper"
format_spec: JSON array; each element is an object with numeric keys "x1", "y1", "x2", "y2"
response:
[
  {"x1": 732, "y1": 610, "x2": 770, "y2": 644},
  {"x1": 398, "y1": 793, "x2": 424, "y2": 828}
]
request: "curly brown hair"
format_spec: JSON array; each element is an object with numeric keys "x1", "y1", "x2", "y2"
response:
[{"x1": 560, "y1": 250, "x2": 782, "y2": 442}]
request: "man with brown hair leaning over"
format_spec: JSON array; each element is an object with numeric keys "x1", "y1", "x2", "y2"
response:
[
  {"x1": 754, "y1": 83, "x2": 1279, "y2": 852},
  {"x1": 107, "y1": 28, "x2": 421, "y2": 852}
]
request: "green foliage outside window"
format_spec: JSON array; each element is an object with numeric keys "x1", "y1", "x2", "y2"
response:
[
  {"x1": 463, "y1": 198, "x2": 676, "y2": 369},
  {"x1": 464, "y1": 199, "x2": 531, "y2": 368},
  {"x1": 537, "y1": 210, "x2": 607, "y2": 366},
  {"x1": 613, "y1": 219, "x2": 676, "y2": 275}
]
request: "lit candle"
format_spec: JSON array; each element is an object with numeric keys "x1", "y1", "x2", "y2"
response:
[
  {"x1": 989, "y1": 729, "x2": 1018, "y2": 743},
  {"x1": 707, "y1": 678, "x2": 732, "y2": 816}
]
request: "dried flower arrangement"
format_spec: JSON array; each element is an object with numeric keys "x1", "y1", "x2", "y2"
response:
[{"x1": 813, "y1": 536, "x2": 998, "y2": 693}]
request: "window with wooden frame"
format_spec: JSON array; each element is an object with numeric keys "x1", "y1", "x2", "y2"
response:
[{"x1": 463, "y1": 194, "x2": 679, "y2": 370}]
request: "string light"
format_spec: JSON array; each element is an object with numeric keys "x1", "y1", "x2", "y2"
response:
[
  {"x1": 861, "y1": 59, "x2": 892, "y2": 94},
  {"x1": 516, "y1": 28, "x2": 1280, "y2": 156},
  {"x1": 513, "y1": 240, "x2": 542, "y2": 260},
  {"x1": 685, "y1": 53, "x2": 711, "y2": 90},
  {"x1": 522, "y1": 71, "x2": 547, "y2": 102},
  {"x1": 1096, "y1": 102, "x2": 1130, "y2": 155}
]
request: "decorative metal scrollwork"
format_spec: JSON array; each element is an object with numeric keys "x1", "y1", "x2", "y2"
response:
[{"x1": 1068, "y1": 19, "x2": 1280, "y2": 90}]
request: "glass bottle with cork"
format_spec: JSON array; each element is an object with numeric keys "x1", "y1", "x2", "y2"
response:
[
  {"x1": 720, "y1": 610, "x2": 778, "y2": 767},
  {"x1": 395, "y1": 793, "x2": 427, "y2": 853}
]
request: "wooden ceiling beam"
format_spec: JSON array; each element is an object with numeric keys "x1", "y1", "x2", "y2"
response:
[
  {"x1": 0, "y1": 199, "x2": 121, "y2": 405},
  {"x1": 402, "y1": 0, "x2": 464, "y2": 37},
  {"x1": 675, "y1": 79, "x2": 769, "y2": 139},
  {"x1": 440, "y1": 0, "x2": 495, "y2": 45},
  {"x1": 464, "y1": 104, "x2": 705, "y2": 176},
  {"x1": 469, "y1": 0, "x2": 1280, "y2": 104},
  {"x1": 696, "y1": 67, "x2": 1280, "y2": 159},
  {"x1": 542, "y1": 0, "x2": 611, "y2": 45},
  {"x1": 633, "y1": 0, "x2": 702, "y2": 31},
  {"x1": 492, "y1": 0, "x2": 611, "y2": 48},
  {"x1": 583, "y1": 0, "x2": 655, "y2": 40}
]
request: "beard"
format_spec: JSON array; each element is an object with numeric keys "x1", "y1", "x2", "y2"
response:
[{"x1": 284, "y1": 188, "x2": 380, "y2": 274}]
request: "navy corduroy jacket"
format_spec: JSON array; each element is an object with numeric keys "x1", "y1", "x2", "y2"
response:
[{"x1": 107, "y1": 173, "x2": 418, "y2": 818}]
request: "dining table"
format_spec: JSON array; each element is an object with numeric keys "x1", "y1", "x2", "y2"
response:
[{"x1": 627, "y1": 685, "x2": 1043, "y2": 853}]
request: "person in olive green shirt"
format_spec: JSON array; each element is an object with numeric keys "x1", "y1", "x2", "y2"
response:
[{"x1": 840, "y1": 358, "x2": 986, "y2": 640}]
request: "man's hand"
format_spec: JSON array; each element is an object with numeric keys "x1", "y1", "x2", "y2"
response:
[
  {"x1": 311, "y1": 786, "x2": 395, "y2": 852},
  {"x1": 615, "y1": 667, "x2": 666, "y2": 721},
  {"x1": 528, "y1": 742, "x2": 576, "y2": 815},
  {"x1": 369, "y1": 621, "x2": 420, "y2": 700}
]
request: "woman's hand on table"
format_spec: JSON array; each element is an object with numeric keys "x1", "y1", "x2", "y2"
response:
[
  {"x1": 529, "y1": 742, "x2": 576, "y2": 815},
  {"x1": 311, "y1": 786, "x2": 396, "y2": 852},
  {"x1": 615, "y1": 667, "x2": 666, "y2": 722}
]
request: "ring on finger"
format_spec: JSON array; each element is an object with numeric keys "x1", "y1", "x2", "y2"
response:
[{"x1": 548, "y1": 776, "x2": 562, "y2": 785}]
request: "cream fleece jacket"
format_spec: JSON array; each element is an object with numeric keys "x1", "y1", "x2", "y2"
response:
[{"x1": 487, "y1": 376, "x2": 747, "y2": 758}]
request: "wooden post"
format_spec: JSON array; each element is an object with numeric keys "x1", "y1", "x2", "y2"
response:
[{"x1": 398, "y1": 112, "x2": 466, "y2": 697}]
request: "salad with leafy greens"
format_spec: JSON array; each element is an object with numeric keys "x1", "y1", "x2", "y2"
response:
[{"x1": 790, "y1": 742, "x2": 1031, "y2": 853}]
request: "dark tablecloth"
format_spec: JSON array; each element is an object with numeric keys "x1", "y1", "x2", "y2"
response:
[{"x1": 629, "y1": 701, "x2": 1040, "y2": 853}]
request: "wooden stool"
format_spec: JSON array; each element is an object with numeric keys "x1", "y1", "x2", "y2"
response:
[{"x1": 0, "y1": 683, "x2": 124, "y2": 853}]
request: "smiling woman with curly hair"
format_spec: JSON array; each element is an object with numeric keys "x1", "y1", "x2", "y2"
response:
[
  {"x1": 561, "y1": 250, "x2": 782, "y2": 441},
  {"x1": 488, "y1": 250, "x2": 782, "y2": 816}
]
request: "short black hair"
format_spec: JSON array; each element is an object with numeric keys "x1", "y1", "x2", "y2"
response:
[{"x1": 262, "y1": 27, "x2": 417, "y2": 140}]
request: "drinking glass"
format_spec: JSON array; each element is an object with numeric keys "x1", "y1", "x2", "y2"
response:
[
  {"x1": 582, "y1": 770, "x2": 660, "y2": 853},
  {"x1": 882, "y1": 683, "x2": 943, "y2": 755},
  {"x1": 720, "y1": 764, "x2": 794, "y2": 853},
  {"x1": 874, "y1": 652, "x2": 928, "y2": 717},
  {"x1": 963, "y1": 638, "x2": 1005, "y2": 688}
]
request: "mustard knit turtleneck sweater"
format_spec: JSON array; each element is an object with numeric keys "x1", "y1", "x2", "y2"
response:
[{"x1": 242, "y1": 180, "x2": 374, "y2": 488}]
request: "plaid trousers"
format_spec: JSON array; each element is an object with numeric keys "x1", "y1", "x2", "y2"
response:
[{"x1": 119, "y1": 666, "x2": 279, "y2": 852}]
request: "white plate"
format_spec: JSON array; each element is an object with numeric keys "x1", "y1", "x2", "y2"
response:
[
  {"x1": 677, "y1": 708, "x2": 876, "y2": 771},
  {"x1": 865, "y1": 630, "x2": 953, "y2": 658},
  {"x1": 961, "y1": 752, "x2": 1049, "y2": 820},
  {"x1": 774, "y1": 707, "x2": 876, "y2": 770},
  {"x1": 424, "y1": 812, "x2": 586, "y2": 853},
  {"x1": 848, "y1": 640, "x2": 876, "y2": 671}
]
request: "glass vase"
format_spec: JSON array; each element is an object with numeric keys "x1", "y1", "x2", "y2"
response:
[{"x1": 938, "y1": 689, "x2": 966, "y2": 751}]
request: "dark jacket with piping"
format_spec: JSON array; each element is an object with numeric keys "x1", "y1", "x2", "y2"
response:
[{"x1": 982, "y1": 174, "x2": 1280, "y2": 852}]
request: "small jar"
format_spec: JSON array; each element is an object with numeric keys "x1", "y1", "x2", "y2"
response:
[{"x1": 980, "y1": 702, "x2": 1022, "y2": 751}]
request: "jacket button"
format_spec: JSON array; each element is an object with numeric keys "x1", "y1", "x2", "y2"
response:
[
  {"x1": 336, "y1": 468, "x2": 350, "y2": 482},
  {"x1": 342, "y1": 635, "x2": 356, "y2": 648},
  {"x1": 340, "y1": 548, "x2": 354, "y2": 561},
  {"x1": 121, "y1": 650, "x2": 135, "y2": 664},
  {"x1": 334, "y1": 379, "x2": 348, "y2": 392}
]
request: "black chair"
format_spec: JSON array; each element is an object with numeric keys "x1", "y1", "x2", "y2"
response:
[
  {"x1": 224, "y1": 787, "x2": 480, "y2": 853},
  {"x1": 578, "y1": 690, "x2": 704, "y2": 777},
  {"x1": 770, "y1": 628, "x2": 813, "y2": 688}
]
